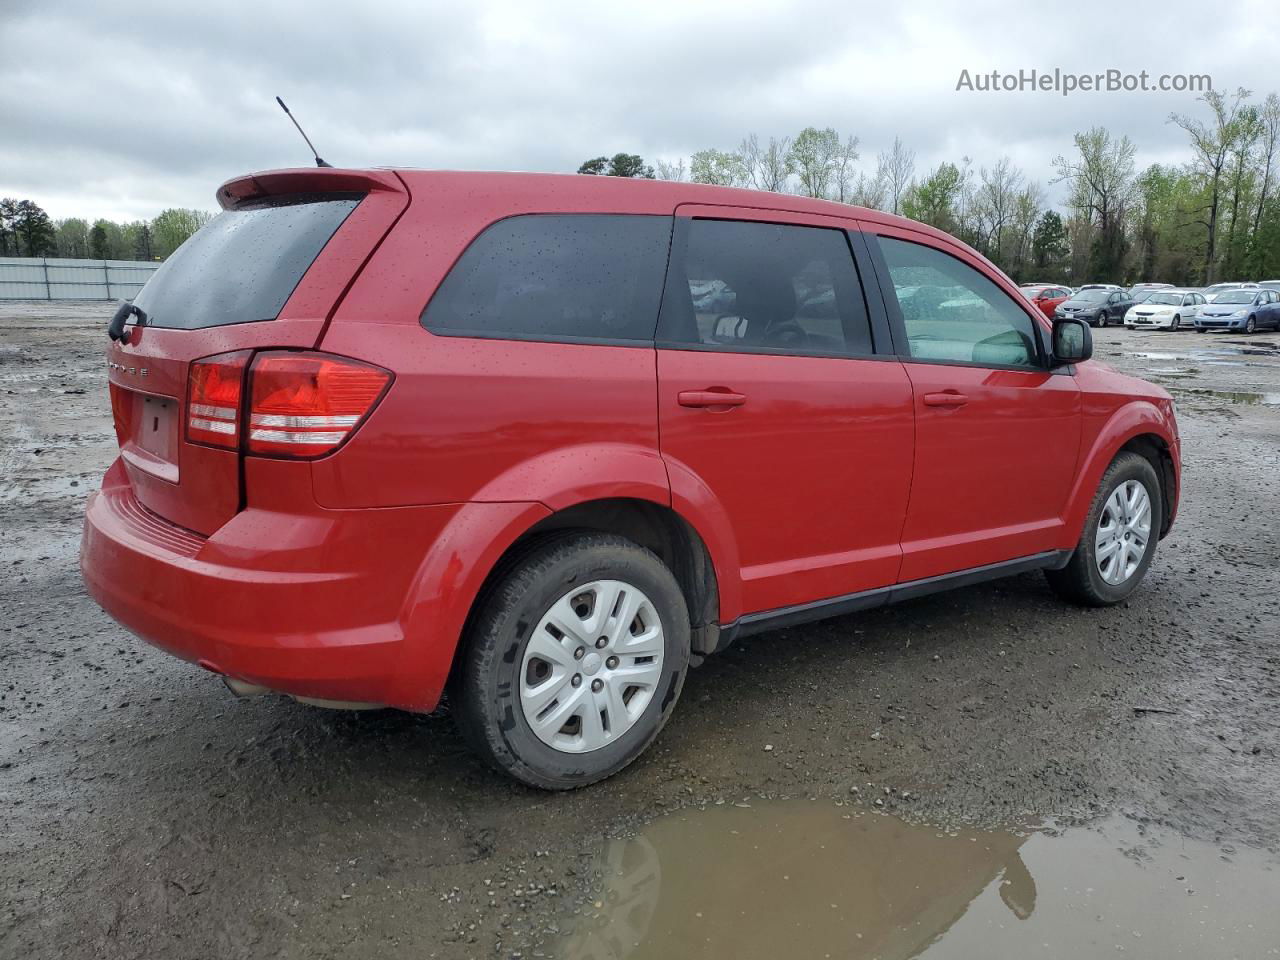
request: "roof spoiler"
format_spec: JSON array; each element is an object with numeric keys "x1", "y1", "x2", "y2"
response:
[{"x1": 215, "y1": 168, "x2": 405, "y2": 210}]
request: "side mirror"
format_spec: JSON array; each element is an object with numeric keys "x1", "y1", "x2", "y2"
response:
[{"x1": 1051, "y1": 317, "x2": 1092, "y2": 366}]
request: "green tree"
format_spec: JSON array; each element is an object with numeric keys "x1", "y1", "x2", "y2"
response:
[
  {"x1": 606, "y1": 153, "x2": 654, "y2": 178},
  {"x1": 786, "y1": 126, "x2": 842, "y2": 199},
  {"x1": 1170, "y1": 87, "x2": 1253, "y2": 282},
  {"x1": 577, "y1": 154, "x2": 655, "y2": 178},
  {"x1": 1053, "y1": 127, "x2": 1135, "y2": 280},
  {"x1": 1031, "y1": 210, "x2": 1069, "y2": 275},
  {"x1": 14, "y1": 200, "x2": 56, "y2": 256},
  {"x1": 88, "y1": 222, "x2": 109, "y2": 259},
  {"x1": 689, "y1": 148, "x2": 745, "y2": 187},
  {"x1": 130, "y1": 222, "x2": 154, "y2": 261},
  {"x1": 55, "y1": 218, "x2": 90, "y2": 258},
  {"x1": 903, "y1": 162, "x2": 963, "y2": 231},
  {"x1": 152, "y1": 208, "x2": 212, "y2": 259},
  {"x1": 0, "y1": 198, "x2": 21, "y2": 256}
]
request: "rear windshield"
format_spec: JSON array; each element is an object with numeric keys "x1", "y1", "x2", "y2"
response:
[{"x1": 132, "y1": 194, "x2": 361, "y2": 329}]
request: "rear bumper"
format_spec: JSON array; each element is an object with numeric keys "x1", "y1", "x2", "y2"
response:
[{"x1": 80, "y1": 459, "x2": 519, "y2": 711}]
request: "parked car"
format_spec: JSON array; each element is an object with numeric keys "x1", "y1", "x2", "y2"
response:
[
  {"x1": 81, "y1": 169, "x2": 1181, "y2": 789},
  {"x1": 1127, "y1": 282, "x2": 1173, "y2": 299},
  {"x1": 1020, "y1": 284, "x2": 1072, "y2": 319},
  {"x1": 1194, "y1": 288, "x2": 1280, "y2": 333},
  {"x1": 1054, "y1": 287, "x2": 1135, "y2": 326},
  {"x1": 1123, "y1": 289, "x2": 1205, "y2": 330},
  {"x1": 1202, "y1": 281, "x2": 1259, "y2": 302},
  {"x1": 1078, "y1": 283, "x2": 1124, "y2": 292}
]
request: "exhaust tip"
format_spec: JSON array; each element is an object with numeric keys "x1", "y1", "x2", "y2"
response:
[{"x1": 223, "y1": 677, "x2": 271, "y2": 698}]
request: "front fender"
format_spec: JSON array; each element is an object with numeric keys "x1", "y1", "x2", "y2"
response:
[{"x1": 1059, "y1": 400, "x2": 1178, "y2": 547}]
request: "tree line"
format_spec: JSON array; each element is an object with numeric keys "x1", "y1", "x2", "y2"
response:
[
  {"x1": 0, "y1": 200, "x2": 213, "y2": 262},
  {"x1": 579, "y1": 87, "x2": 1280, "y2": 286}
]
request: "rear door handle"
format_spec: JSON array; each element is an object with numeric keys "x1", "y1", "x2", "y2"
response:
[
  {"x1": 922, "y1": 391, "x2": 969, "y2": 408},
  {"x1": 678, "y1": 389, "x2": 747, "y2": 409}
]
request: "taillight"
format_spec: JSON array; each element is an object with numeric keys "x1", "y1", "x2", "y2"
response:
[
  {"x1": 246, "y1": 351, "x2": 391, "y2": 458},
  {"x1": 186, "y1": 351, "x2": 250, "y2": 449}
]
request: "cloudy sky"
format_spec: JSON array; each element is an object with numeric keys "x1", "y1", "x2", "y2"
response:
[{"x1": 2, "y1": 0, "x2": 1277, "y2": 223}]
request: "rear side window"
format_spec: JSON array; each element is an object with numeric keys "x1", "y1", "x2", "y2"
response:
[
  {"x1": 658, "y1": 219, "x2": 874, "y2": 357},
  {"x1": 875, "y1": 236, "x2": 1041, "y2": 369},
  {"x1": 421, "y1": 215, "x2": 672, "y2": 344},
  {"x1": 133, "y1": 195, "x2": 361, "y2": 329}
]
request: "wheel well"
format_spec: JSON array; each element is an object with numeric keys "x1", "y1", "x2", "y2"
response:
[
  {"x1": 478, "y1": 499, "x2": 722, "y2": 655},
  {"x1": 1119, "y1": 434, "x2": 1176, "y2": 538}
]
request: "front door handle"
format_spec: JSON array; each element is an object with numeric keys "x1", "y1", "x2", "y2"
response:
[
  {"x1": 678, "y1": 389, "x2": 747, "y2": 409},
  {"x1": 922, "y1": 391, "x2": 969, "y2": 408}
]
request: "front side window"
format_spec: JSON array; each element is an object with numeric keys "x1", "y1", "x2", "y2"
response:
[
  {"x1": 875, "y1": 236, "x2": 1041, "y2": 368},
  {"x1": 422, "y1": 214, "x2": 672, "y2": 343},
  {"x1": 657, "y1": 219, "x2": 874, "y2": 357}
]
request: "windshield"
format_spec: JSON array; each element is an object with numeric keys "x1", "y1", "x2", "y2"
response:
[
  {"x1": 1146, "y1": 293, "x2": 1181, "y2": 305},
  {"x1": 1075, "y1": 289, "x2": 1109, "y2": 302},
  {"x1": 132, "y1": 194, "x2": 361, "y2": 330},
  {"x1": 1214, "y1": 291, "x2": 1255, "y2": 305}
]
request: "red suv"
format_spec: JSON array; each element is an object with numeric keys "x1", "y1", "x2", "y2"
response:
[{"x1": 82, "y1": 169, "x2": 1181, "y2": 788}]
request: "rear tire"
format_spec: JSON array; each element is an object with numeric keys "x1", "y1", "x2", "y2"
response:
[
  {"x1": 1046, "y1": 452, "x2": 1162, "y2": 607},
  {"x1": 451, "y1": 533, "x2": 690, "y2": 790}
]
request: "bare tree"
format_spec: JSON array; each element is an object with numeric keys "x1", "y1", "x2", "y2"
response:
[
  {"x1": 878, "y1": 137, "x2": 916, "y2": 215},
  {"x1": 850, "y1": 168, "x2": 889, "y2": 210},
  {"x1": 976, "y1": 157, "x2": 1024, "y2": 261},
  {"x1": 654, "y1": 158, "x2": 687, "y2": 182},
  {"x1": 1170, "y1": 87, "x2": 1252, "y2": 281},
  {"x1": 831, "y1": 135, "x2": 861, "y2": 203},
  {"x1": 739, "y1": 134, "x2": 792, "y2": 193}
]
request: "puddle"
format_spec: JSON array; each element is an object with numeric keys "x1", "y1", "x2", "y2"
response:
[
  {"x1": 555, "y1": 800, "x2": 1279, "y2": 959},
  {"x1": 1176, "y1": 388, "x2": 1280, "y2": 406}
]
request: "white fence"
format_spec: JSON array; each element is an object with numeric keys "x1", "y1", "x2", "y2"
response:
[{"x1": 0, "y1": 257, "x2": 160, "y2": 301}]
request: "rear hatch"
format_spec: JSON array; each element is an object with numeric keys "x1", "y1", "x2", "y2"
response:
[{"x1": 105, "y1": 169, "x2": 407, "y2": 535}]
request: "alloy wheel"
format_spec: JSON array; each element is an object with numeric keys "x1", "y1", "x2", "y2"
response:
[
  {"x1": 519, "y1": 580, "x2": 665, "y2": 753},
  {"x1": 1095, "y1": 480, "x2": 1152, "y2": 585}
]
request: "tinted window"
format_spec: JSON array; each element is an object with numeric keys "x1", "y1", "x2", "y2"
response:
[
  {"x1": 422, "y1": 215, "x2": 671, "y2": 343},
  {"x1": 657, "y1": 219, "x2": 873, "y2": 357},
  {"x1": 133, "y1": 195, "x2": 360, "y2": 330},
  {"x1": 876, "y1": 236, "x2": 1040, "y2": 368}
]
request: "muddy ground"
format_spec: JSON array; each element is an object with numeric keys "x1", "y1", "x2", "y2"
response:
[{"x1": 1, "y1": 302, "x2": 1277, "y2": 959}]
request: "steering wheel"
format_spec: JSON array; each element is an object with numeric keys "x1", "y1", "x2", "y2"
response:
[{"x1": 764, "y1": 320, "x2": 808, "y2": 348}]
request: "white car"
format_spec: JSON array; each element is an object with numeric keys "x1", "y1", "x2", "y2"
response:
[
  {"x1": 1124, "y1": 289, "x2": 1206, "y2": 330},
  {"x1": 1203, "y1": 281, "x2": 1259, "y2": 302}
]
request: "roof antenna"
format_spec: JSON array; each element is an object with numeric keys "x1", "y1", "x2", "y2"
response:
[{"x1": 275, "y1": 96, "x2": 332, "y2": 168}]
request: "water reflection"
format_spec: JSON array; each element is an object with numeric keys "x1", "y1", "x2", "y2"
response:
[{"x1": 557, "y1": 800, "x2": 1280, "y2": 960}]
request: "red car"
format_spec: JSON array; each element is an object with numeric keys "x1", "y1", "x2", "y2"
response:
[
  {"x1": 1021, "y1": 284, "x2": 1072, "y2": 319},
  {"x1": 82, "y1": 170, "x2": 1181, "y2": 788}
]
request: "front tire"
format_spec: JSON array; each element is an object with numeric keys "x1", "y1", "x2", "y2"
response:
[
  {"x1": 1246, "y1": 316, "x2": 1257, "y2": 334},
  {"x1": 1046, "y1": 452, "x2": 1162, "y2": 607},
  {"x1": 1170, "y1": 315, "x2": 1180, "y2": 331},
  {"x1": 451, "y1": 533, "x2": 690, "y2": 790}
]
